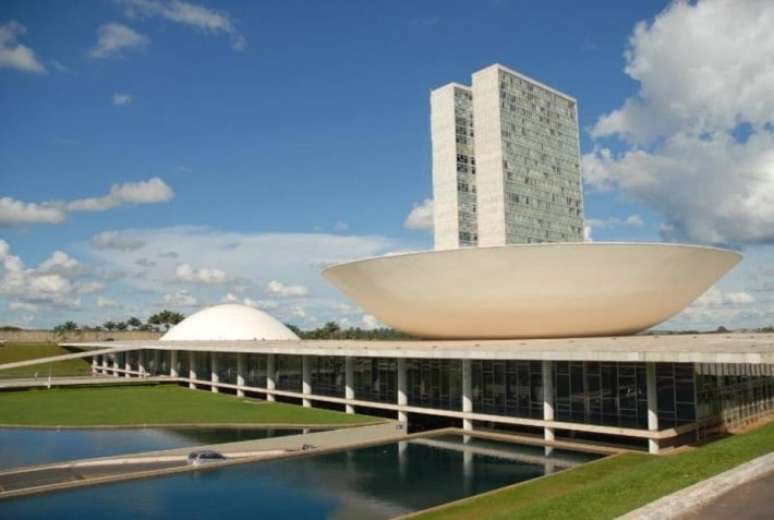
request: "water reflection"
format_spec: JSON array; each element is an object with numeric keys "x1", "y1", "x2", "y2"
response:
[
  {"x1": 0, "y1": 427, "x2": 303, "y2": 470},
  {"x1": 1, "y1": 433, "x2": 602, "y2": 520}
]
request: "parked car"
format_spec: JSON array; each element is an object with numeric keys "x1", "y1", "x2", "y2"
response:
[{"x1": 187, "y1": 450, "x2": 227, "y2": 466}]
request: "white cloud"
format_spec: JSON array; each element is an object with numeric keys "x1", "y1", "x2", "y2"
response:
[
  {"x1": 0, "y1": 197, "x2": 65, "y2": 226},
  {"x1": 222, "y1": 292, "x2": 278, "y2": 310},
  {"x1": 36, "y1": 250, "x2": 90, "y2": 278},
  {"x1": 96, "y1": 296, "x2": 121, "y2": 308},
  {"x1": 8, "y1": 301, "x2": 37, "y2": 312},
  {"x1": 113, "y1": 93, "x2": 133, "y2": 105},
  {"x1": 88, "y1": 23, "x2": 149, "y2": 59},
  {"x1": 584, "y1": 0, "x2": 774, "y2": 246},
  {"x1": 265, "y1": 280, "x2": 309, "y2": 298},
  {"x1": 119, "y1": 0, "x2": 246, "y2": 50},
  {"x1": 586, "y1": 214, "x2": 644, "y2": 230},
  {"x1": 0, "y1": 240, "x2": 83, "y2": 307},
  {"x1": 176, "y1": 263, "x2": 231, "y2": 284},
  {"x1": 404, "y1": 198, "x2": 433, "y2": 231},
  {"x1": 1, "y1": 178, "x2": 173, "y2": 227},
  {"x1": 0, "y1": 21, "x2": 46, "y2": 73},
  {"x1": 84, "y1": 226, "x2": 416, "y2": 327},
  {"x1": 77, "y1": 281, "x2": 105, "y2": 294},
  {"x1": 163, "y1": 289, "x2": 197, "y2": 307},
  {"x1": 91, "y1": 231, "x2": 146, "y2": 251},
  {"x1": 66, "y1": 177, "x2": 174, "y2": 212},
  {"x1": 361, "y1": 314, "x2": 380, "y2": 330}
]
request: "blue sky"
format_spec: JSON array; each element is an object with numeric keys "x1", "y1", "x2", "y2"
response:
[{"x1": 2, "y1": 0, "x2": 773, "y2": 330}]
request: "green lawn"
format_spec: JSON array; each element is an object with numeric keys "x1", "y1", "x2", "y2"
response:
[
  {"x1": 415, "y1": 421, "x2": 774, "y2": 520},
  {"x1": 0, "y1": 342, "x2": 91, "y2": 379},
  {"x1": 0, "y1": 384, "x2": 381, "y2": 426}
]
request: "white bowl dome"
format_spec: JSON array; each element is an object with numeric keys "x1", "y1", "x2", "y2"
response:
[
  {"x1": 323, "y1": 242, "x2": 741, "y2": 339},
  {"x1": 161, "y1": 304, "x2": 299, "y2": 341}
]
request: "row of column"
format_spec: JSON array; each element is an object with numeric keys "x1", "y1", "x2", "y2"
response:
[{"x1": 121, "y1": 350, "x2": 662, "y2": 455}]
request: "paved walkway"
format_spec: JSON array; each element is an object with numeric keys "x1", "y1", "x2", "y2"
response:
[
  {"x1": 681, "y1": 469, "x2": 774, "y2": 519},
  {"x1": 0, "y1": 375, "x2": 169, "y2": 390}
]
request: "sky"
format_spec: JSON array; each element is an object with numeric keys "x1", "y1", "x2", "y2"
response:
[{"x1": 1, "y1": 0, "x2": 773, "y2": 331}]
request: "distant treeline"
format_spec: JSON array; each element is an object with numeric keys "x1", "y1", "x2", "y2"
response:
[{"x1": 286, "y1": 321, "x2": 414, "y2": 340}]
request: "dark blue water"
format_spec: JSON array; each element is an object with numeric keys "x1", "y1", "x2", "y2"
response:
[
  {"x1": 0, "y1": 434, "x2": 601, "y2": 519},
  {"x1": 0, "y1": 428, "x2": 303, "y2": 469}
]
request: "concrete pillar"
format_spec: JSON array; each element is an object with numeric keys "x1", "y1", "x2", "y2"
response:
[
  {"x1": 102, "y1": 355, "x2": 109, "y2": 374},
  {"x1": 112, "y1": 355, "x2": 119, "y2": 377},
  {"x1": 211, "y1": 352, "x2": 219, "y2": 393},
  {"x1": 462, "y1": 359, "x2": 473, "y2": 431},
  {"x1": 543, "y1": 360, "x2": 555, "y2": 455},
  {"x1": 170, "y1": 350, "x2": 178, "y2": 378},
  {"x1": 302, "y1": 355, "x2": 312, "y2": 407},
  {"x1": 647, "y1": 362, "x2": 659, "y2": 454},
  {"x1": 236, "y1": 353, "x2": 246, "y2": 397},
  {"x1": 138, "y1": 351, "x2": 145, "y2": 377},
  {"x1": 345, "y1": 356, "x2": 355, "y2": 414},
  {"x1": 124, "y1": 353, "x2": 131, "y2": 378},
  {"x1": 397, "y1": 358, "x2": 408, "y2": 423},
  {"x1": 188, "y1": 352, "x2": 197, "y2": 390},
  {"x1": 266, "y1": 354, "x2": 276, "y2": 402},
  {"x1": 91, "y1": 355, "x2": 98, "y2": 375}
]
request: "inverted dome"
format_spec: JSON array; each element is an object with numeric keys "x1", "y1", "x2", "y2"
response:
[
  {"x1": 323, "y1": 242, "x2": 741, "y2": 339},
  {"x1": 161, "y1": 304, "x2": 299, "y2": 341}
]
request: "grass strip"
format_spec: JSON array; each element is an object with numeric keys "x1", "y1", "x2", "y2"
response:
[
  {"x1": 415, "y1": 421, "x2": 774, "y2": 520},
  {"x1": 0, "y1": 384, "x2": 379, "y2": 426}
]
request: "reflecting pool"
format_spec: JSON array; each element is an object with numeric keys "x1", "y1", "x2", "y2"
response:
[
  {"x1": 0, "y1": 427, "x2": 304, "y2": 470},
  {"x1": 1, "y1": 433, "x2": 602, "y2": 519}
]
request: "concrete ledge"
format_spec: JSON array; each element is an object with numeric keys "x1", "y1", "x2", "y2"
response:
[{"x1": 617, "y1": 452, "x2": 774, "y2": 519}]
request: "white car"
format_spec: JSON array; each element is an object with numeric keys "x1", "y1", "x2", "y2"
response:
[{"x1": 187, "y1": 450, "x2": 227, "y2": 466}]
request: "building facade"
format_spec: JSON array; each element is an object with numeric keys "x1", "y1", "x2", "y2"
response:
[
  {"x1": 431, "y1": 64, "x2": 585, "y2": 249},
  {"x1": 85, "y1": 334, "x2": 774, "y2": 455}
]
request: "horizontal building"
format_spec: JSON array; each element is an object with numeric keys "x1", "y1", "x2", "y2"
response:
[{"x1": 69, "y1": 323, "x2": 774, "y2": 455}]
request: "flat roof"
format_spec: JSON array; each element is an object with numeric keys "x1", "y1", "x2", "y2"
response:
[{"x1": 63, "y1": 333, "x2": 774, "y2": 365}]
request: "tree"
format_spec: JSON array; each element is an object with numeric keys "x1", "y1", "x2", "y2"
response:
[
  {"x1": 116, "y1": 321, "x2": 128, "y2": 331},
  {"x1": 103, "y1": 321, "x2": 117, "y2": 331},
  {"x1": 148, "y1": 310, "x2": 186, "y2": 331},
  {"x1": 127, "y1": 317, "x2": 142, "y2": 329}
]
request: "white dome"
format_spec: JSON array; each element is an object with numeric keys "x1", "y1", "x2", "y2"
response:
[{"x1": 161, "y1": 304, "x2": 299, "y2": 341}]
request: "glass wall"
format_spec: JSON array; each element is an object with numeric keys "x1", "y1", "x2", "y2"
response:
[
  {"x1": 245, "y1": 354, "x2": 267, "y2": 387},
  {"x1": 310, "y1": 356, "x2": 345, "y2": 397},
  {"x1": 353, "y1": 357, "x2": 396, "y2": 403},
  {"x1": 472, "y1": 360, "x2": 543, "y2": 418},
  {"x1": 216, "y1": 353, "x2": 238, "y2": 384},
  {"x1": 407, "y1": 359, "x2": 462, "y2": 411},
  {"x1": 275, "y1": 355, "x2": 302, "y2": 392},
  {"x1": 193, "y1": 352, "x2": 211, "y2": 380},
  {"x1": 175, "y1": 351, "x2": 189, "y2": 377},
  {"x1": 695, "y1": 363, "x2": 774, "y2": 427}
]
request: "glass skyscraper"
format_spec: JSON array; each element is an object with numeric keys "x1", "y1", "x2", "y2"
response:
[{"x1": 431, "y1": 64, "x2": 585, "y2": 249}]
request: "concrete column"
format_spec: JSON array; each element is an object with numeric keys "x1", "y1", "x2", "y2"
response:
[
  {"x1": 266, "y1": 354, "x2": 276, "y2": 402},
  {"x1": 345, "y1": 356, "x2": 355, "y2": 414},
  {"x1": 462, "y1": 359, "x2": 473, "y2": 431},
  {"x1": 112, "y1": 355, "x2": 119, "y2": 377},
  {"x1": 302, "y1": 355, "x2": 312, "y2": 407},
  {"x1": 188, "y1": 352, "x2": 197, "y2": 390},
  {"x1": 138, "y1": 351, "x2": 145, "y2": 377},
  {"x1": 124, "y1": 353, "x2": 131, "y2": 378},
  {"x1": 397, "y1": 358, "x2": 408, "y2": 423},
  {"x1": 170, "y1": 350, "x2": 178, "y2": 378},
  {"x1": 102, "y1": 355, "x2": 109, "y2": 374},
  {"x1": 91, "y1": 355, "x2": 98, "y2": 375},
  {"x1": 211, "y1": 352, "x2": 219, "y2": 393},
  {"x1": 543, "y1": 360, "x2": 555, "y2": 455},
  {"x1": 647, "y1": 362, "x2": 659, "y2": 454},
  {"x1": 236, "y1": 353, "x2": 246, "y2": 397}
]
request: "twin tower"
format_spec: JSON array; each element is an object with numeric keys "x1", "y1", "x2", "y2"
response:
[{"x1": 431, "y1": 64, "x2": 585, "y2": 250}]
